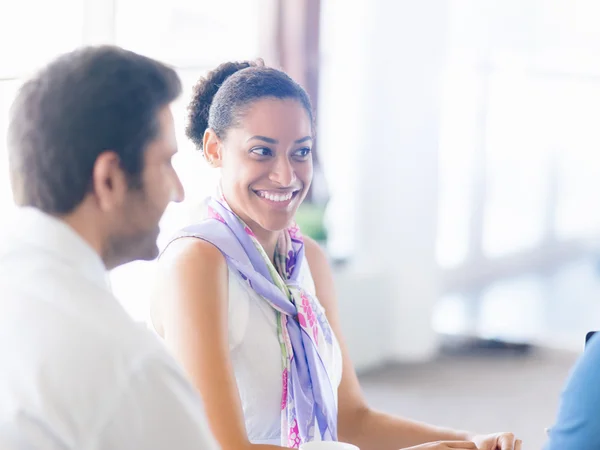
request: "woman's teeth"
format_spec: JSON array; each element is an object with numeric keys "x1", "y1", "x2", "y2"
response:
[{"x1": 257, "y1": 191, "x2": 294, "y2": 202}]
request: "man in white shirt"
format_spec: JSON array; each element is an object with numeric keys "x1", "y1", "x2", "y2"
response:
[{"x1": 0, "y1": 46, "x2": 219, "y2": 449}]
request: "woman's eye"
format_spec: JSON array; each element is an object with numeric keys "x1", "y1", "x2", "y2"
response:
[
  {"x1": 251, "y1": 147, "x2": 272, "y2": 157},
  {"x1": 295, "y1": 147, "x2": 312, "y2": 158}
]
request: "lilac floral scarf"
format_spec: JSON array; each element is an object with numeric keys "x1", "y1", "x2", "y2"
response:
[{"x1": 175, "y1": 196, "x2": 338, "y2": 447}]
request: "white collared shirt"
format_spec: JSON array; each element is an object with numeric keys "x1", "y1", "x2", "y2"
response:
[{"x1": 0, "y1": 208, "x2": 219, "y2": 450}]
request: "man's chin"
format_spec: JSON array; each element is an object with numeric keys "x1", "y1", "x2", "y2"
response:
[
  {"x1": 128, "y1": 240, "x2": 160, "y2": 264},
  {"x1": 140, "y1": 243, "x2": 160, "y2": 261}
]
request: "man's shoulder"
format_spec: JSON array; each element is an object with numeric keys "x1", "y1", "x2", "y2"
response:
[
  {"x1": 0, "y1": 251, "x2": 172, "y2": 410},
  {"x1": 568, "y1": 334, "x2": 600, "y2": 392},
  {"x1": 570, "y1": 333, "x2": 600, "y2": 370},
  {"x1": 0, "y1": 341, "x2": 186, "y2": 450}
]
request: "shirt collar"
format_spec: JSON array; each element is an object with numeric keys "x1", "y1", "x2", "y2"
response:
[{"x1": 8, "y1": 207, "x2": 110, "y2": 291}]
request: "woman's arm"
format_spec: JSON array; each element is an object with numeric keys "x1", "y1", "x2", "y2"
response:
[
  {"x1": 303, "y1": 237, "x2": 518, "y2": 450},
  {"x1": 153, "y1": 238, "x2": 285, "y2": 450}
]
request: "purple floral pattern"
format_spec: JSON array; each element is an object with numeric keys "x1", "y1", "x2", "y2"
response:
[
  {"x1": 288, "y1": 419, "x2": 301, "y2": 448},
  {"x1": 281, "y1": 368, "x2": 289, "y2": 411},
  {"x1": 300, "y1": 293, "x2": 319, "y2": 342}
]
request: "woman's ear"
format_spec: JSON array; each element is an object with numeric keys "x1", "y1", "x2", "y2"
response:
[{"x1": 203, "y1": 128, "x2": 223, "y2": 168}]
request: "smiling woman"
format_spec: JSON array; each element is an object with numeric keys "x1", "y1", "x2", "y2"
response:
[
  {"x1": 150, "y1": 61, "x2": 338, "y2": 448},
  {"x1": 206, "y1": 98, "x2": 313, "y2": 247},
  {"x1": 184, "y1": 61, "x2": 315, "y2": 256}
]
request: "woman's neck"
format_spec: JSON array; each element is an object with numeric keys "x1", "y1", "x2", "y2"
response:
[
  {"x1": 225, "y1": 199, "x2": 281, "y2": 261},
  {"x1": 251, "y1": 226, "x2": 280, "y2": 263}
]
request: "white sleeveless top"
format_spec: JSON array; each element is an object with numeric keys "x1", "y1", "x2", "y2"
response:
[{"x1": 226, "y1": 259, "x2": 343, "y2": 445}]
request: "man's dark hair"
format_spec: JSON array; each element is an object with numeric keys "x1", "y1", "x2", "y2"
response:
[{"x1": 7, "y1": 45, "x2": 182, "y2": 214}]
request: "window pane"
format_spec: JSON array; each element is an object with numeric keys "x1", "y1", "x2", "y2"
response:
[
  {"x1": 115, "y1": 0, "x2": 262, "y2": 67},
  {"x1": 0, "y1": 0, "x2": 83, "y2": 78},
  {"x1": 482, "y1": 71, "x2": 550, "y2": 257},
  {"x1": 482, "y1": 71, "x2": 600, "y2": 255},
  {"x1": 554, "y1": 80, "x2": 600, "y2": 239},
  {"x1": 318, "y1": 0, "x2": 368, "y2": 261},
  {"x1": 436, "y1": 66, "x2": 482, "y2": 267}
]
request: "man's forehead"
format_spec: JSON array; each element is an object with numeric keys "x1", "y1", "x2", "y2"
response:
[
  {"x1": 155, "y1": 107, "x2": 178, "y2": 149},
  {"x1": 144, "y1": 131, "x2": 177, "y2": 162}
]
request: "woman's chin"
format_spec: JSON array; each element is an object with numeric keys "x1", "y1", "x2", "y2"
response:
[{"x1": 256, "y1": 215, "x2": 295, "y2": 233}]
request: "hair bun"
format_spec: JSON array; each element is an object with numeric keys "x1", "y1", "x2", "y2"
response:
[{"x1": 186, "y1": 60, "x2": 261, "y2": 151}]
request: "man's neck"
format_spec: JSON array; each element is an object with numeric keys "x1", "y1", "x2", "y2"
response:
[{"x1": 59, "y1": 204, "x2": 106, "y2": 266}]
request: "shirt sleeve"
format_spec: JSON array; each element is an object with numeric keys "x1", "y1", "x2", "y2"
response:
[
  {"x1": 91, "y1": 353, "x2": 220, "y2": 450},
  {"x1": 545, "y1": 334, "x2": 600, "y2": 450},
  {"x1": 0, "y1": 415, "x2": 71, "y2": 450}
]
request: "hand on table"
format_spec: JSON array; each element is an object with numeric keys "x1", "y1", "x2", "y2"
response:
[
  {"x1": 401, "y1": 441, "x2": 478, "y2": 449},
  {"x1": 399, "y1": 432, "x2": 522, "y2": 450},
  {"x1": 470, "y1": 432, "x2": 522, "y2": 450}
]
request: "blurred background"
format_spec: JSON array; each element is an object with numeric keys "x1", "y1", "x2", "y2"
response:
[{"x1": 3, "y1": 0, "x2": 600, "y2": 447}]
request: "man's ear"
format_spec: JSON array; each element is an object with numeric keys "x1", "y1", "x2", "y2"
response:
[
  {"x1": 91, "y1": 151, "x2": 129, "y2": 211},
  {"x1": 203, "y1": 128, "x2": 223, "y2": 168}
]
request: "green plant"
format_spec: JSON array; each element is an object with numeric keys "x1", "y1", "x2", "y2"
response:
[{"x1": 294, "y1": 203, "x2": 327, "y2": 242}]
